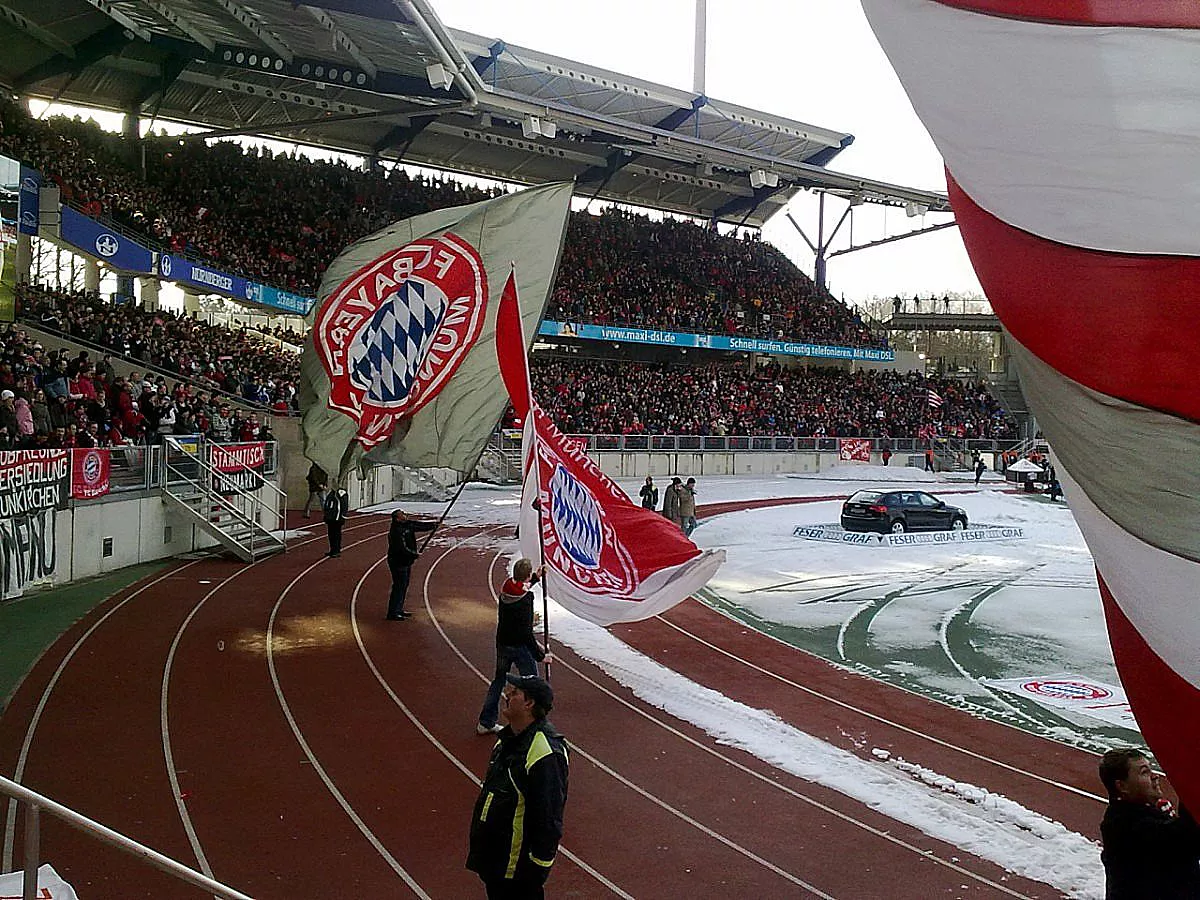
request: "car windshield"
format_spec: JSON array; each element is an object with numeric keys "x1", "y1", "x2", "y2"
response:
[{"x1": 848, "y1": 491, "x2": 883, "y2": 503}]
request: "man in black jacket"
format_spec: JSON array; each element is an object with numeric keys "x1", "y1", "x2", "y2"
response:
[
  {"x1": 468, "y1": 674, "x2": 568, "y2": 900},
  {"x1": 1099, "y1": 747, "x2": 1200, "y2": 899},
  {"x1": 385, "y1": 509, "x2": 436, "y2": 620},
  {"x1": 322, "y1": 487, "x2": 349, "y2": 557}
]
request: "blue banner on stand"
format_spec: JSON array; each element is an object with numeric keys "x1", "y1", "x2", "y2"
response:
[
  {"x1": 246, "y1": 282, "x2": 313, "y2": 315},
  {"x1": 60, "y1": 207, "x2": 153, "y2": 273},
  {"x1": 157, "y1": 253, "x2": 314, "y2": 315},
  {"x1": 17, "y1": 165, "x2": 40, "y2": 236},
  {"x1": 158, "y1": 253, "x2": 254, "y2": 301},
  {"x1": 537, "y1": 321, "x2": 895, "y2": 362}
]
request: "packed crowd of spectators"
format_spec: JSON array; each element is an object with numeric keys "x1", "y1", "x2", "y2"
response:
[
  {"x1": 549, "y1": 210, "x2": 882, "y2": 347},
  {"x1": 16, "y1": 283, "x2": 299, "y2": 415},
  {"x1": 0, "y1": 98, "x2": 883, "y2": 349},
  {"x1": 531, "y1": 357, "x2": 1017, "y2": 439},
  {"x1": 0, "y1": 319, "x2": 276, "y2": 451}
]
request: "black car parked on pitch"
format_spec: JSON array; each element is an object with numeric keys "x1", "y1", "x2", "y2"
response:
[{"x1": 840, "y1": 490, "x2": 969, "y2": 534}]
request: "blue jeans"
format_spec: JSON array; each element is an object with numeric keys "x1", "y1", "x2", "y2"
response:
[
  {"x1": 478, "y1": 645, "x2": 539, "y2": 728},
  {"x1": 682, "y1": 515, "x2": 697, "y2": 536}
]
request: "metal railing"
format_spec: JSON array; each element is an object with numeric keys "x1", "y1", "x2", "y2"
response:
[
  {"x1": 1, "y1": 774, "x2": 251, "y2": 900},
  {"x1": 497, "y1": 431, "x2": 1022, "y2": 455},
  {"x1": 162, "y1": 438, "x2": 286, "y2": 558}
]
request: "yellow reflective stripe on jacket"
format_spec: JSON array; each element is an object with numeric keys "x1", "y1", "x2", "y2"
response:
[
  {"x1": 505, "y1": 769, "x2": 525, "y2": 879},
  {"x1": 525, "y1": 730, "x2": 553, "y2": 772},
  {"x1": 528, "y1": 852, "x2": 555, "y2": 868},
  {"x1": 479, "y1": 792, "x2": 493, "y2": 822}
]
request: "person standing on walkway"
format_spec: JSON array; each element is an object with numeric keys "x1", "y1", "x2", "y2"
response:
[
  {"x1": 638, "y1": 475, "x2": 658, "y2": 511},
  {"x1": 1099, "y1": 747, "x2": 1200, "y2": 899},
  {"x1": 924, "y1": 447, "x2": 936, "y2": 473},
  {"x1": 974, "y1": 457, "x2": 987, "y2": 486},
  {"x1": 386, "y1": 509, "x2": 437, "y2": 620},
  {"x1": 303, "y1": 463, "x2": 328, "y2": 518},
  {"x1": 468, "y1": 673, "x2": 568, "y2": 900},
  {"x1": 662, "y1": 476, "x2": 683, "y2": 528},
  {"x1": 679, "y1": 477, "x2": 698, "y2": 536},
  {"x1": 322, "y1": 486, "x2": 348, "y2": 557},
  {"x1": 477, "y1": 559, "x2": 550, "y2": 734}
]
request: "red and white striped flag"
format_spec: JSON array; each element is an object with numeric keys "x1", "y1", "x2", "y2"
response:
[
  {"x1": 863, "y1": 0, "x2": 1200, "y2": 809},
  {"x1": 926, "y1": 389, "x2": 944, "y2": 409},
  {"x1": 496, "y1": 271, "x2": 725, "y2": 626}
]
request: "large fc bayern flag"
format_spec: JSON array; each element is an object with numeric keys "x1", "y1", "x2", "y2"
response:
[
  {"x1": 300, "y1": 182, "x2": 572, "y2": 481},
  {"x1": 862, "y1": 0, "x2": 1200, "y2": 806},
  {"x1": 496, "y1": 273, "x2": 725, "y2": 626}
]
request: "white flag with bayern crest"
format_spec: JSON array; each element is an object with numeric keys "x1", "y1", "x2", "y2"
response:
[{"x1": 299, "y1": 182, "x2": 573, "y2": 481}]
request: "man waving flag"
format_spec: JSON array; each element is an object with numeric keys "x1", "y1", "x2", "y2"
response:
[
  {"x1": 300, "y1": 182, "x2": 573, "y2": 482},
  {"x1": 496, "y1": 270, "x2": 725, "y2": 626}
]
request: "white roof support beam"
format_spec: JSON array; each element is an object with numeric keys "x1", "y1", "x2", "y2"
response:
[
  {"x1": 0, "y1": 3, "x2": 76, "y2": 58},
  {"x1": 301, "y1": 6, "x2": 377, "y2": 79},
  {"x1": 178, "y1": 70, "x2": 381, "y2": 115},
  {"x1": 84, "y1": 0, "x2": 152, "y2": 43},
  {"x1": 142, "y1": 1, "x2": 214, "y2": 53},
  {"x1": 212, "y1": 0, "x2": 293, "y2": 63}
]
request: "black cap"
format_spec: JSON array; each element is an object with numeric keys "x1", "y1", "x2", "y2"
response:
[{"x1": 506, "y1": 673, "x2": 553, "y2": 713}]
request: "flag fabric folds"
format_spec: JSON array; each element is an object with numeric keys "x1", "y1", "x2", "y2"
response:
[
  {"x1": 862, "y1": 0, "x2": 1200, "y2": 809},
  {"x1": 495, "y1": 271, "x2": 726, "y2": 626},
  {"x1": 926, "y1": 389, "x2": 944, "y2": 409},
  {"x1": 299, "y1": 182, "x2": 573, "y2": 481}
]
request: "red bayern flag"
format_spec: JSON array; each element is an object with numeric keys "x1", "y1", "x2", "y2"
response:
[
  {"x1": 496, "y1": 271, "x2": 725, "y2": 626},
  {"x1": 70, "y1": 448, "x2": 110, "y2": 500}
]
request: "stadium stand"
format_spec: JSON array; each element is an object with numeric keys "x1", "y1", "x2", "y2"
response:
[
  {"x1": 531, "y1": 357, "x2": 1017, "y2": 439},
  {"x1": 0, "y1": 98, "x2": 882, "y2": 352}
]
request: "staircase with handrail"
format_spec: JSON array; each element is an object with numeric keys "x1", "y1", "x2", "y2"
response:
[{"x1": 160, "y1": 438, "x2": 287, "y2": 562}]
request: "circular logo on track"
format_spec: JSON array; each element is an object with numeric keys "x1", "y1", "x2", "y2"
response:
[
  {"x1": 1021, "y1": 680, "x2": 1111, "y2": 702},
  {"x1": 313, "y1": 233, "x2": 488, "y2": 449}
]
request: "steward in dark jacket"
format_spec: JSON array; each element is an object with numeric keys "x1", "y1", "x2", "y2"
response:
[
  {"x1": 385, "y1": 509, "x2": 436, "y2": 620},
  {"x1": 469, "y1": 674, "x2": 568, "y2": 898},
  {"x1": 1099, "y1": 748, "x2": 1200, "y2": 899}
]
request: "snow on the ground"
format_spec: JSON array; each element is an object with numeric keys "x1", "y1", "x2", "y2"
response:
[{"x1": 365, "y1": 470, "x2": 1116, "y2": 893}]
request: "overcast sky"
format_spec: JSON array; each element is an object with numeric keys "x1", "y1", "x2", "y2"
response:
[{"x1": 431, "y1": 0, "x2": 984, "y2": 304}]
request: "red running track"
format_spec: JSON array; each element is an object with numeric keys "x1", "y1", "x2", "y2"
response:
[{"x1": 0, "y1": 503, "x2": 1103, "y2": 898}]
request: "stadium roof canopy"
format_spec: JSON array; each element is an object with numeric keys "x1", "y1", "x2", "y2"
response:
[{"x1": 0, "y1": 0, "x2": 951, "y2": 227}]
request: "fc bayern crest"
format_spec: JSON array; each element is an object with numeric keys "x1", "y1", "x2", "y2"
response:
[
  {"x1": 314, "y1": 233, "x2": 488, "y2": 448},
  {"x1": 538, "y1": 446, "x2": 638, "y2": 595}
]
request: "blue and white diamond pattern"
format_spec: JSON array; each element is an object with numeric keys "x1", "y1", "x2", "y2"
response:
[
  {"x1": 348, "y1": 278, "x2": 447, "y2": 405},
  {"x1": 550, "y1": 463, "x2": 603, "y2": 569}
]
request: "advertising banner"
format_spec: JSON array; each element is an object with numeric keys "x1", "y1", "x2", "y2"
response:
[
  {"x1": 792, "y1": 524, "x2": 1025, "y2": 546},
  {"x1": 71, "y1": 448, "x2": 111, "y2": 499},
  {"x1": 18, "y1": 163, "x2": 41, "y2": 236},
  {"x1": 539, "y1": 320, "x2": 896, "y2": 362},
  {"x1": 0, "y1": 154, "x2": 18, "y2": 323},
  {"x1": 838, "y1": 438, "x2": 872, "y2": 462},
  {"x1": 246, "y1": 281, "x2": 314, "y2": 315},
  {"x1": 158, "y1": 253, "x2": 252, "y2": 300},
  {"x1": 211, "y1": 441, "x2": 266, "y2": 493},
  {"x1": 60, "y1": 206, "x2": 153, "y2": 272}
]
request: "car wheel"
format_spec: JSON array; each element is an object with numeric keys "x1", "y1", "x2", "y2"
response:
[
  {"x1": 951, "y1": 517, "x2": 967, "y2": 531},
  {"x1": 890, "y1": 519, "x2": 907, "y2": 534}
]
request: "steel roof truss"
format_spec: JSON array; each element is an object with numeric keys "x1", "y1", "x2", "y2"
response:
[
  {"x1": 300, "y1": 5, "x2": 378, "y2": 79},
  {"x1": 83, "y1": 0, "x2": 152, "y2": 42},
  {"x1": 211, "y1": 0, "x2": 293, "y2": 62},
  {"x1": 0, "y1": 3, "x2": 77, "y2": 58},
  {"x1": 141, "y1": 1, "x2": 215, "y2": 52}
]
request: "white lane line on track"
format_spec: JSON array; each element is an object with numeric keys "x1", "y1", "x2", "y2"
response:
[
  {"x1": 265, "y1": 526, "x2": 432, "y2": 899},
  {"x1": 3, "y1": 559, "x2": 204, "y2": 871},
  {"x1": 349, "y1": 526, "x2": 635, "y2": 900},
  {"x1": 417, "y1": 536, "x2": 835, "y2": 900},
  {"x1": 159, "y1": 518, "x2": 389, "y2": 880},
  {"x1": 656, "y1": 609, "x2": 1106, "y2": 804},
  {"x1": 481, "y1": 555, "x2": 1037, "y2": 900}
]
